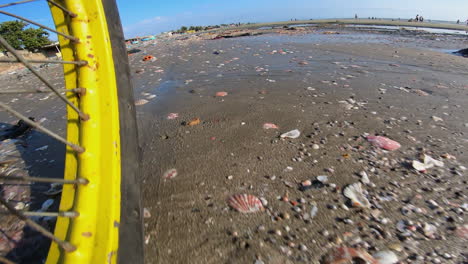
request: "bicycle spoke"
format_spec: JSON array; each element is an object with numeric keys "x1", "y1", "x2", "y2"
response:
[
  {"x1": 46, "y1": 0, "x2": 76, "y2": 18},
  {"x1": 0, "y1": 211, "x2": 79, "y2": 218},
  {"x1": 0, "y1": 0, "x2": 37, "y2": 9},
  {"x1": 0, "y1": 10, "x2": 79, "y2": 42},
  {"x1": 0, "y1": 36, "x2": 89, "y2": 121},
  {"x1": 0, "y1": 196, "x2": 76, "y2": 252},
  {"x1": 0, "y1": 58, "x2": 88, "y2": 65},
  {"x1": 0, "y1": 256, "x2": 16, "y2": 264},
  {"x1": 0, "y1": 102, "x2": 85, "y2": 153},
  {"x1": 0, "y1": 174, "x2": 88, "y2": 185}
]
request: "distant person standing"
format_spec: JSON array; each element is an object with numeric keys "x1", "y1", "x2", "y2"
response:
[
  {"x1": 420, "y1": 16, "x2": 424, "y2": 22},
  {"x1": 415, "y1": 14, "x2": 419, "y2": 21},
  {"x1": 355, "y1": 14, "x2": 358, "y2": 19},
  {"x1": 456, "y1": 19, "x2": 460, "y2": 24}
]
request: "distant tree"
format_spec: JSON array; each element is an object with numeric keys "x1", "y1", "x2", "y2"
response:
[
  {"x1": 180, "y1": 26, "x2": 188, "y2": 32},
  {"x1": 0, "y1": 20, "x2": 51, "y2": 51}
]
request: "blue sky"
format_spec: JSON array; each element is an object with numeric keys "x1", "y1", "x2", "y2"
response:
[{"x1": 0, "y1": 0, "x2": 467, "y2": 38}]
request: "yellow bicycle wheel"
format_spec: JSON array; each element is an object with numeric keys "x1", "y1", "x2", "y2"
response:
[{"x1": 0, "y1": 0, "x2": 143, "y2": 263}]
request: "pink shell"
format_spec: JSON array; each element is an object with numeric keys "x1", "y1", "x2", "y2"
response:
[
  {"x1": 215, "y1": 91, "x2": 228, "y2": 97},
  {"x1": 366, "y1": 136, "x2": 401, "y2": 151},
  {"x1": 163, "y1": 168, "x2": 177, "y2": 179},
  {"x1": 263, "y1": 123, "x2": 279, "y2": 129},
  {"x1": 167, "y1": 113, "x2": 179, "y2": 120},
  {"x1": 228, "y1": 194, "x2": 264, "y2": 213}
]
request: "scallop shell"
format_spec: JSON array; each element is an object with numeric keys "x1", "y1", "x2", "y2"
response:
[
  {"x1": 163, "y1": 168, "x2": 177, "y2": 179},
  {"x1": 228, "y1": 194, "x2": 264, "y2": 213},
  {"x1": 366, "y1": 136, "x2": 400, "y2": 151},
  {"x1": 343, "y1": 182, "x2": 371, "y2": 208},
  {"x1": 280, "y1": 129, "x2": 300, "y2": 139}
]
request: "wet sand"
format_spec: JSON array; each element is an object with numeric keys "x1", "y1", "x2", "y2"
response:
[{"x1": 1, "y1": 25, "x2": 468, "y2": 263}]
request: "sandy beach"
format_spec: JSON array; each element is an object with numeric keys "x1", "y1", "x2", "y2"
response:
[{"x1": 1, "y1": 23, "x2": 468, "y2": 263}]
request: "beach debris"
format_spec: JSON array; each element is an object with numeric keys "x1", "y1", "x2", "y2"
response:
[
  {"x1": 35, "y1": 145, "x2": 49, "y2": 151},
  {"x1": 215, "y1": 91, "x2": 228, "y2": 97},
  {"x1": 142, "y1": 55, "x2": 155, "y2": 62},
  {"x1": 323, "y1": 247, "x2": 378, "y2": 264},
  {"x1": 143, "y1": 208, "x2": 151, "y2": 218},
  {"x1": 423, "y1": 222, "x2": 437, "y2": 238},
  {"x1": 280, "y1": 129, "x2": 300, "y2": 139},
  {"x1": 263, "y1": 123, "x2": 279, "y2": 129},
  {"x1": 135, "y1": 99, "x2": 149, "y2": 106},
  {"x1": 455, "y1": 225, "x2": 468, "y2": 239},
  {"x1": 343, "y1": 182, "x2": 371, "y2": 208},
  {"x1": 43, "y1": 183, "x2": 62, "y2": 196},
  {"x1": 187, "y1": 118, "x2": 201, "y2": 126},
  {"x1": 146, "y1": 94, "x2": 156, "y2": 99},
  {"x1": 163, "y1": 168, "x2": 177, "y2": 180},
  {"x1": 310, "y1": 204, "x2": 318, "y2": 218},
  {"x1": 0, "y1": 118, "x2": 35, "y2": 141},
  {"x1": 167, "y1": 113, "x2": 179, "y2": 120},
  {"x1": 316, "y1": 175, "x2": 328, "y2": 183},
  {"x1": 366, "y1": 135, "x2": 401, "y2": 151},
  {"x1": 431, "y1": 116, "x2": 443, "y2": 122},
  {"x1": 359, "y1": 171, "x2": 370, "y2": 184},
  {"x1": 412, "y1": 154, "x2": 444, "y2": 172},
  {"x1": 227, "y1": 194, "x2": 264, "y2": 213},
  {"x1": 373, "y1": 250, "x2": 398, "y2": 264}
]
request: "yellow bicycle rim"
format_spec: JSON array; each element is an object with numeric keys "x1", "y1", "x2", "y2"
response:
[{"x1": 47, "y1": 1, "x2": 122, "y2": 263}]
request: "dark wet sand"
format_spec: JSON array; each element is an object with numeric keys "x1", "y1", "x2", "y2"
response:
[{"x1": 1, "y1": 26, "x2": 468, "y2": 263}]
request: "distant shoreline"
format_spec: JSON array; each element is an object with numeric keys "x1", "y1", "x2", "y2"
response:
[{"x1": 239, "y1": 18, "x2": 468, "y2": 32}]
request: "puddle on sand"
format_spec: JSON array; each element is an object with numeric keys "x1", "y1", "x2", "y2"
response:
[{"x1": 346, "y1": 24, "x2": 468, "y2": 35}]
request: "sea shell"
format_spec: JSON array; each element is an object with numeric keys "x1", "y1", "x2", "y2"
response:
[
  {"x1": 366, "y1": 136, "x2": 400, "y2": 151},
  {"x1": 187, "y1": 118, "x2": 201, "y2": 126},
  {"x1": 135, "y1": 99, "x2": 149, "y2": 106},
  {"x1": 323, "y1": 247, "x2": 378, "y2": 264},
  {"x1": 263, "y1": 123, "x2": 279, "y2": 129},
  {"x1": 343, "y1": 182, "x2": 371, "y2": 208},
  {"x1": 167, "y1": 113, "x2": 179, "y2": 120},
  {"x1": 412, "y1": 154, "x2": 444, "y2": 172},
  {"x1": 373, "y1": 250, "x2": 398, "y2": 264},
  {"x1": 163, "y1": 168, "x2": 177, "y2": 179},
  {"x1": 280, "y1": 129, "x2": 300, "y2": 139},
  {"x1": 215, "y1": 91, "x2": 228, "y2": 97},
  {"x1": 228, "y1": 194, "x2": 264, "y2": 213},
  {"x1": 317, "y1": 175, "x2": 328, "y2": 183}
]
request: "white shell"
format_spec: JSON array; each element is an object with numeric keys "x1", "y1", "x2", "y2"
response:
[
  {"x1": 373, "y1": 250, "x2": 398, "y2": 264},
  {"x1": 412, "y1": 154, "x2": 444, "y2": 171},
  {"x1": 343, "y1": 182, "x2": 371, "y2": 208},
  {"x1": 280, "y1": 129, "x2": 301, "y2": 139},
  {"x1": 316, "y1": 175, "x2": 328, "y2": 183},
  {"x1": 359, "y1": 171, "x2": 370, "y2": 184}
]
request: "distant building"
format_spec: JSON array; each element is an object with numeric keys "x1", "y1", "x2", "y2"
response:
[{"x1": 41, "y1": 42, "x2": 61, "y2": 58}]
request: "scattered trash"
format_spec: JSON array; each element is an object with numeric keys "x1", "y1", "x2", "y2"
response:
[
  {"x1": 263, "y1": 123, "x2": 279, "y2": 129},
  {"x1": 163, "y1": 168, "x2": 177, "y2": 180},
  {"x1": 0, "y1": 118, "x2": 35, "y2": 141},
  {"x1": 431, "y1": 115, "x2": 443, "y2": 122},
  {"x1": 366, "y1": 135, "x2": 401, "y2": 151},
  {"x1": 135, "y1": 99, "x2": 149, "y2": 106},
  {"x1": 143, "y1": 208, "x2": 151, "y2": 218},
  {"x1": 343, "y1": 182, "x2": 371, "y2": 208},
  {"x1": 280, "y1": 129, "x2": 300, "y2": 139},
  {"x1": 412, "y1": 154, "x2": 444, "y2": 172},
  {"x1": 35, "y1": 145, "x2": 48, "y2": 151},
  {"x1": 373, "y1": 250, "x2": 398, "y2": 264},
  {"x1": 167, "y1": 113, "x2": 179, "y2": 120},
  {"x1": 187, "y1": 118, "x2": 201, "y2": 126},
  {"x1": 215, "y1": 91, "x2": 228, "y2": 97},
  {"x1": 227, "y1": 194, "x2": 264, "y2": 213}
]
